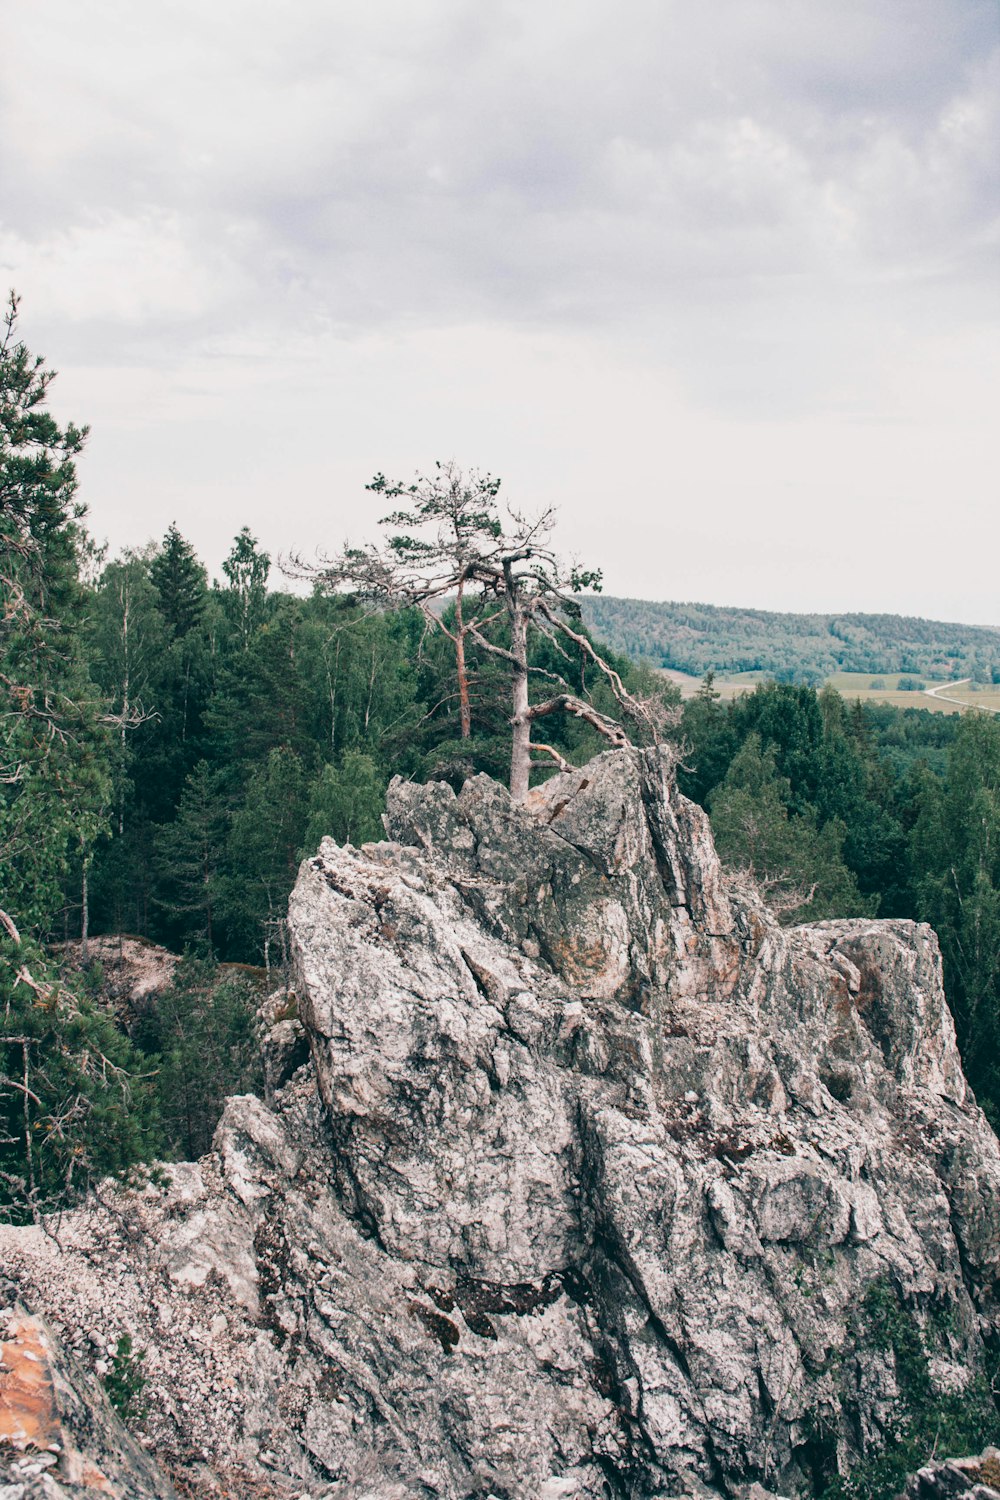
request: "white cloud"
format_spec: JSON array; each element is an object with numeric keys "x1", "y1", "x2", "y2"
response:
[
  {"x1": 0, "y1": 213, "x2": 250, "y2": 326},
  {"x1": 1, "y1": 0, "x2": 996, "y2": 619}
]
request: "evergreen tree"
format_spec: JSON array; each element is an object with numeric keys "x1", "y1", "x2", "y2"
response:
[
  {"x1": 149, "y1": 523, "x2": 208, "y2": 641},
  {"x1": 301, "y1": 463, "x2": 658, "y2": 801},
  {"x1": 216, "y1": 747, "x2": 311, "y2": 960},
  {"x1": 0, "y1": 293, "x2": 111, "y2": 932},
  {"x1": 728, "y1": 683, "x2": 824, "y2": 815},
  {"x1": 205, "y1": 595, "x2": 313, "y2": 788},
  {"x1": 153, "y1": 761, "x2": 228, "y2": 949},
  {"x1": 132, "y1": 955, "x2": 260, "y2": 1160},
  {"x1": 0, "y1": 294, "x2": 160, "y2": 1215},
  {"x1": 302, "y1": 751, "x2": 386, "y2": 851},
  {"x1": 147, "y1": 523, "x2": 213, "y2": 800},
  {"x1": 709, "y1": 735, "x2": 869, "y2": 923},
  {"x1": 0, "y1": 928, "x2": 161, "y2": 1219},
  {"x1": 909, "y1": 713, "x2": 1000, "y2": 1123},
  {"x1": 678, "y1": 673, "x2": 736, "y2": 805}
]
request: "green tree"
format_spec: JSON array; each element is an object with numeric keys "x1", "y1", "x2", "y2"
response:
[
  {"x1": 88, "y1": 551, "x2": 167, "y2": 829},
  {"x1": 149, "y1": 523, "x2": 208, "y2": 642},
  {"x1": 301, "y1": 751, "x2": 386, "y2": 851},
  {"x1": 221, "y1": 526, "x2": 271, "y2": 651},
  {"x1": 814, "y1": 686, "x2": 905, "y2": 910},
  {"x1": 728, "y1": 683, "x2": 824, "y2": 815},
  {"x1": 709, "y1": 735, "x2": 869, "y2": 923},
  {"x1": 204, "y1": 595, "x2": 313, "y2": 788},
  {"x1": 0, "y1": 293, "x2": 111, "y2": 932},
  {"x1": 0, "y1": 294, "x2": 160, "y2": 1216},
  {"x1": 296, "y1": 596, "x2": 426, "y2": 764},
  {"x1": 153, "y1": 761, "x2": 228, "y2": 949},
  {"x1": 0, "y1": 927, "x2": 161, "y2": 1220},
  {"x1": 132, "y1": 955, "x2": 260, "y2": 1160},
  {"x1": 147, "y1": 523, "x2": 212, "y2": 793},
  {"x1": 361, "y1": 463, "x2": 507, "y2": 740},
  {"x1": 909, "y1": 713, "x2": 1000, "y2": 1122},
  {"x1": 217, "y1": 747, "x2": 311, "y2": 961},
  {"x1": 679, "y1": 673, "x2": 736, "y2": 806}
]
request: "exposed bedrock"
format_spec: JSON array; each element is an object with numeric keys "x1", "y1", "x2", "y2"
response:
[{"x1": 1, "y1": 747, "x2": 998, "y2": 1499}]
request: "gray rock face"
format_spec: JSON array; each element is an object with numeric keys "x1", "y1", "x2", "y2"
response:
[{"x1": 1, "y1": 748, "x2": 998, "y2": 1499}]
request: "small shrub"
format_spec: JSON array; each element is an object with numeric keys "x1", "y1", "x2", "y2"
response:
[
  {"x1": 822, "y1": 1279, "x2": 999, "y2": 1500},
  {"x1": 104, "y1": 1333, "x2": 148, "y2": 1424}
]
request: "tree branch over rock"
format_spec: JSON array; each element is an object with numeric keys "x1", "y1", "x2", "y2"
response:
[{"x1": 290, "y1": 461, "x2": 675, "y2": 800}]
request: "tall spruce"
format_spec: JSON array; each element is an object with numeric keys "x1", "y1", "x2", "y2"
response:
[
  {"x1": 150, "y1": 524, "x2": 208, "y2": 640},
  {"x1": 0, "y1": 293, "x2": 161, "y2": 1216},
  {"x1": 0, "y1": 291, "x2": 109, "y2": 932}
]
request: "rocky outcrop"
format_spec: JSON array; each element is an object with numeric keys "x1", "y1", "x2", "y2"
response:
[
  {"x1": 902, "y1": 1449, "x2": 1000, "y2": 1500},
  {"x1": 1, "y1": 748, "x2": 998, "y2": 1498},
  {"x1": 52, "y1": 936, "x2": 180, "y2": 1011}
]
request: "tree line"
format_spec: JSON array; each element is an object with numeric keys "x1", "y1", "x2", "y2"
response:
[{"x1": 583, "y1": 596, "x2": 1000, "y2": 684}]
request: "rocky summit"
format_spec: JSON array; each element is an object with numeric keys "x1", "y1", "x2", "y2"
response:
[{"x1": 1, "y1": 747, "x2": 998, "y2": 1499}]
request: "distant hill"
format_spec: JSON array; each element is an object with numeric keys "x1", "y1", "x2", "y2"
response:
[{"x1": 581, "y1": 597, "x2": 1000, "y2": 684}]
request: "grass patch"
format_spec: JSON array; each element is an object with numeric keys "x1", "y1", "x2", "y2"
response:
[{"x1": 819, "y1": 1280, "x2": 999, "y2": 1500}]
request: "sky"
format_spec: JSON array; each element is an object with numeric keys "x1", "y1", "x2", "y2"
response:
[{"x1": 2, "y1": 0, "x2": 997, "y2": 622}]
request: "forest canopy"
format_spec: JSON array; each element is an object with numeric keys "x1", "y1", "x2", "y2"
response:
[{"x1": 583, "y1": 595, "x2": 1000, "y2": 684}]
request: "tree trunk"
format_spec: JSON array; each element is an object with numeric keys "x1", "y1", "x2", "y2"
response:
[
  {"x1": 509, "y1": 603, "x2": 531, "y2": 802},
  {"x1": 203, "y1": 848, "x2": 213, "y2": 948},
  {"x1": 80, "y1": 854, "x2": 90, "y2": 963},
  {"x1": 454, "y1": 584, "x2": 472, "y2": 739}
]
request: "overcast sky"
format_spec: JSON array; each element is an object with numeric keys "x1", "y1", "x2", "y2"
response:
[{"x1": 2, "y1": 1, "x2": 997, "y2": 622}]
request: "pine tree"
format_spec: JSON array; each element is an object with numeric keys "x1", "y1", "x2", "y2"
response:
[
  {"x1": 709, "y1": 734, "x2": 869, "y2": 923},
  {"x1": 216, "y1": 747, "x2": 311, "y2": 961},
  {"x1": 149, "y1": 524, "x2": 208, "y2": 640},
  {"x1": 132, "y1": 955, "x2": 260, "y2": 1160},
  {"x1": 0, "y1": 294, "x2": 161, "y2": 1216},
  {"x1": 300, "y1": 462, "x2": 660, "y2": 801},
  {"x1": 0, "y1": 292, "x2": 110, "y2": 932},
  {"x1": 153, "y1": 761, "x2": 228, "y2": 949},
  {"x1": 909, "y1": 713, "x2": 1000, "y2": 1123}
]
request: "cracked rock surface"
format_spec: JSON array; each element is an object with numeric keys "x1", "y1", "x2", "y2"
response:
[{"x1": 1, "y1": 748, "x2": 998, "y2": 1498}]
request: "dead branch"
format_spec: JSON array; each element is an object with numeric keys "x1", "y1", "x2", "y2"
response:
[
  {"x1": 528, "y1": 742, "x2": 573, "y2": 773},
  {"x1": 527, "y1": 692, "x2": 632, "y2": 747}
]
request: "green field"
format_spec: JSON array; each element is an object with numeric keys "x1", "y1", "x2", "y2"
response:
[
  {"x1": 661, "y1": 668, "x2": 762, "y2": 701},
  {"x1": 661, "y1": 668, "x2": 998, "y2": 714},
  {"x1": 939, "y1": 682, "x2": 1000, "y2": 712},
  {"x1": 825, "y1": 672, "x2": 959, "y2": 712}
]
